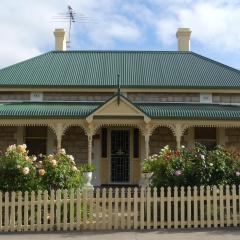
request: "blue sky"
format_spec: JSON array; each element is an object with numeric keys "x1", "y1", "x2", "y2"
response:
[{"x1": 1, "y1": 0, "x2": 240, "y2": 70}]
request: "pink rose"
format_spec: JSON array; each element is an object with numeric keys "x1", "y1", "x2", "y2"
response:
[{"x1": 175, "y1": 170, "x2": 182, "y2": 176}]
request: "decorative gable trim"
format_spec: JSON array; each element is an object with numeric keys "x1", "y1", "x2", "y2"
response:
[{"x1": 86, "y1": 95, "x2": 151, "y2": 124}]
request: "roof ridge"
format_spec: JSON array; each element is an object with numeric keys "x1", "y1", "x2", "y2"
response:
[
  {"x1": 51, "y1": 50, "x2": 191, "y2": 54},
  {"x1": 0, "y1": 50, "x2": 191, "y2": 71},
  {"x1": 0, "y1": 52, "x2": 51, "y2": 71},
  {"x1": 190, "y1": 52, "x2": 240, "y2": 73}
]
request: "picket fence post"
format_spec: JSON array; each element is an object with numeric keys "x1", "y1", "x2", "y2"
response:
[
  {"x1": 153, "y1": 187, "x2": 157, "y2": 229},
  {"x1": 0, "y1": 192, "x2": 2, "y2": 232},
  {"x1": 180, "y1": 186, "x2": 185, "y2": 228},
  {"x1": 160, "y1": 187, "x2": 164, "y2": 229},
  {"x1": 69, "y1": 189, "x2": 74, "y2": 231},
  {"x1": 50, "y1": 190, "x2": 55, "y2": 231},
  {"x1": 108, "y1": 188, "x2": 113, "y2": 230},
  {"x1": 133, "y1": 187, "x2": 138, "y2": 229},
  {"x1": 10, "y1": 191, "x2": 16, "y2": 232},
  {"x1": 17, "y1": 191, "x2": 22, "y2": 231},
  {"x1": 56, "y1": 189, "x2": 61, "y2": 231}
]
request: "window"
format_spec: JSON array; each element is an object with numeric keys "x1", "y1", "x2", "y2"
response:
[
  {"x1": 101, "y1": 128, "x2": 107, "y2": 158},
  {"x1": 195, "y1": 127, "x2": 216, "y2": 150},
  {"x1": 133, "y1": 128, "x2": 139, "y2": 158},
  {"x1": 25, "y1": 126, "x2": 47, "y2": 155}
]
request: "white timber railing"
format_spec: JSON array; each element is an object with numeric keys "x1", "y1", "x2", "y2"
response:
[{"x1": 0, "y1": 185, "x2": 240, "y2": 232}]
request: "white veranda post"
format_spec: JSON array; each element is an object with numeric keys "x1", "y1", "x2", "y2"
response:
[
  {"x1": 145, "y1": 134, "x2": 150, "y2": 159},
  {"x1": 87, "y1": 134, "x2": 93, "y2": 165},
  {"x1": 174, "y1": 124, "x2": 185, "y2": 150},
  {"x1": 52, "y1": 123, "x2": 64, "y2": 152}
]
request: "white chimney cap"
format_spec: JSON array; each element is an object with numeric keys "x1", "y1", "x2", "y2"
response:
[
  {"x1": 54, "y1": 28, "x2": 67, "y2": 51},
  {"x1": 176, "y1": 28, "x2": 192, "y2": 51}
]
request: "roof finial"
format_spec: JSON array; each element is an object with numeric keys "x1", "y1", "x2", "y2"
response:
[{"x1": 117, "y1": 73, "x2": 120, "y2": 105}]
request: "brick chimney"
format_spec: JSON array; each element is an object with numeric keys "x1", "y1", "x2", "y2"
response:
[
  {"x1": 176, "y1": 28, "x2": 191, "y2": 51},
  {"x1": 54, "y1": 29, "x2": 67, "y2": 51}
]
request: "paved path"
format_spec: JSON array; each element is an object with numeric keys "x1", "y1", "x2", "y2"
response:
[{"x1": 0, "y1": 229, "x2": 240, "y2": 240}]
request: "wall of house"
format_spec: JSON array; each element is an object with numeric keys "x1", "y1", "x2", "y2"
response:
[
  {"x1": 225, "y1": 128, "x2": 240, "y2": 150},
  {"x1": 43, "y1": 92, "x2": 113, "y2": 101},
  {"x1": 2, "y1": 91, "x2": 240, "y2": 104},
  {"x1": 212, "y1": 93, "x2": 240, "y2": 104},
  {"x1": 62, "y1": 126, "x2": 88, "y2": 165},
  {"x1": 0, "y1": 92, "x2": 113, "y2": 102},
  {"x1": 0, "y1": 92, "x2": 29, "y2": 101},
  {"x1": 150, "y1": 127, "x2": 176, "y2": 154},
  {"x1": 0, "y1": 126, "x2": 18, "y2": 152},
  {"x1": 128, "y1": 93, "x2": 200, "y2": 102}
]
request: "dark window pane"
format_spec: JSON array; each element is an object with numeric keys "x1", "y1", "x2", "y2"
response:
[
  {"x1": 195, "y1": 127, "x2": 216, "y2": 150},
  {"x1": 133, "y1": 128, "x2": 139, "y2": 158},
  {"x1": 25, "y1": 126, "x2": 47, "y2": 156},
  {"x1": 25, "y1": 139, "x2": 47, "y2": 155},
  {"x1": 25, "y1": 126, "x2": 47, "y2": 138},
  {"x1": 195, "y1": 127, "x2": 216, "y2": 139},
  {"x1": 101, "y1": 128, "x2": 107, "y2": 158}
]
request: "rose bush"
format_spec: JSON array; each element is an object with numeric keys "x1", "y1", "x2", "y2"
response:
[
  {"x1": 40, "y1": 150, "x2": 84, "y2": 190},
  {"x1": 0, "y1": 144, "x2": 85, "y2": 192},
  {"x1": 0, "y1": 144, "x2": 40, "y2": 192},
  {"x1": 143, "y1": 144, "x2": 240, "y2": 188}
]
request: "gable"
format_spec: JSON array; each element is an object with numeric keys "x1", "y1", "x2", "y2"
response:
[{"x1": 86, "y1": 95, "x2": 151, "y2": 123}]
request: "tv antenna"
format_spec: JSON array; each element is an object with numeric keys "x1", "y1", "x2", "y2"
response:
[{"x1": 52, "y1": 5, "x2": 96, "y2": 49}]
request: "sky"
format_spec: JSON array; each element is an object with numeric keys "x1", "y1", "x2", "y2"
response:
[{"x1": 1, "y1": 0, "x2": 240, "y2": 69}]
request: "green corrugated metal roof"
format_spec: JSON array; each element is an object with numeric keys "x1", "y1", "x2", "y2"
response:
[
  {"x1": 136, "y1": 103, "x2": 240, "y2": 120},
  {"x1": 0, "y1": 51, "x2": 240, "y2": 88},
  {"x1": 0, "y1": 102, "x2": 240, "y2": 120},
  {"x1": 0, "y1": 102, "x2": 99, "y2": 118}
]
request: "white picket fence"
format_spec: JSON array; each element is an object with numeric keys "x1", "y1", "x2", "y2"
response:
[{"x1": 0, "y1": 185, "x2": 240, "y2": 232}]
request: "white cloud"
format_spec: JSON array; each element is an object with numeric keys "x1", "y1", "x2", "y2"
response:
[
  {"x1": 1, "y1": 0, "x2": 240, "y2": 69},
  {"x1": 84, "y1": 16, "x2": 141, "y2": 48},
  {"x1": 0, "y1": 0, "x2": 65, "y2": 68},
  {"x1": 0, "y1": 0, "x2": 142, "y2": 68},
  {"x1": 153, "y1": 0, "x2": 240, "y2": 52}
]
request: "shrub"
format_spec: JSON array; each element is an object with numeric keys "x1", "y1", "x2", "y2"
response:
[
  {"x1": 0, "y1": 144, "x2": 40, "y2": 192},
  {"x1": 39, "y1": 149, "x2": 84, "y2": 190},
  {"x1": 80, "y1": 163, "x2": 96, "y2": 172},
  {"x1": 0, "y1": 145, "x2": 85, "y2": 192},
  {"x1": 143, "y1": 144, "x2": 240, "y2": 188}
]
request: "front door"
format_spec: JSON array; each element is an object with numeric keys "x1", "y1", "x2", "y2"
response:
[{"x1": 111, "y1": 130, "x2": 130, "y2": 183}]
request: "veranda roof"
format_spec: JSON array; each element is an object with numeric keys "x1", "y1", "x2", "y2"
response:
[{"x1": 0, "y1": 102, "x2": 240, "y2": 120}]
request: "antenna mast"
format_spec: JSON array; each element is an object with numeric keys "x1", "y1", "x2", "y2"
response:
[
  {"x1": 67, "y1": 5, "x2": 75, "y2": 49},
  {"x1": 52, "y1": 6, "x2": 96, "y2": 50}
]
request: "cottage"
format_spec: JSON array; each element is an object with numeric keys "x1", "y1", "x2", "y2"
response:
[{"x1": 0, "y1": 28, "x2": 240, "y2": 186}]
